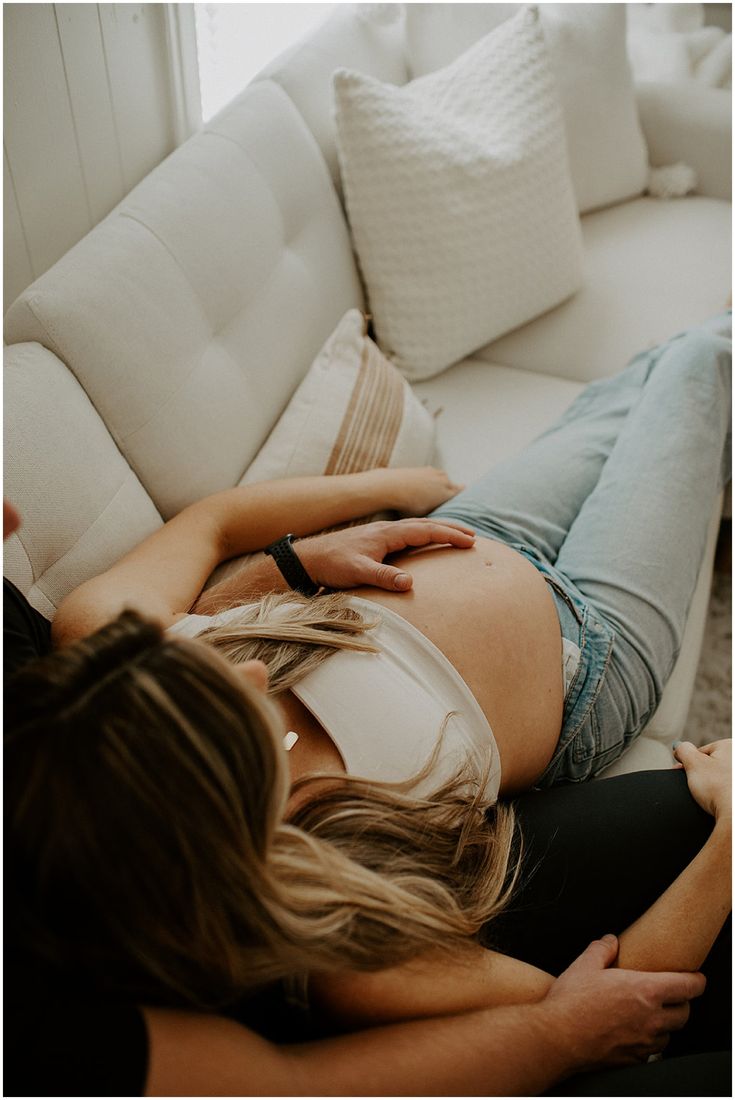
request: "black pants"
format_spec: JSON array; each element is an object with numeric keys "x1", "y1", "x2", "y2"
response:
[
  {"x1": 238, "y1": 770, "x2": 731, "y2": 1093},
  {"x1": 489, "y1": 769, "x2": 731, "y2": 1096}
]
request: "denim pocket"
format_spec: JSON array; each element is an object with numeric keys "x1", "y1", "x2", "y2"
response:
[
  {"x1": 572, "y1": 698, "x2": 626, "y2": 772},
  {"x1": 545, "y1": 597, "x2": 613, "y2": 777}
]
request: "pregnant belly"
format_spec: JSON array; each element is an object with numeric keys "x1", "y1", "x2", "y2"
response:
[{"x1": 352, "y1": 537, "x2": 565, "y2": 793}]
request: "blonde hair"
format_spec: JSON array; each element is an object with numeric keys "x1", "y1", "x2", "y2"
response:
[
  {"x1": 6, "y1": 604, "x2": 519, "y2": 1012},
  {"x1": 195, "y1": 590, "x2": 381, "y2": 692}
]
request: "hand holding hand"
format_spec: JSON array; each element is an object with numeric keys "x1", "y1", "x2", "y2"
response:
[
  {"x1": 540, "y1": 935, "x2": 705, "y2": 1071},
  {"x1": 297, "y1": 517, "x2": 475, "y2": 592},
  {"x1": 673, "y1": 739, "x2": 732, "y2": 825}
]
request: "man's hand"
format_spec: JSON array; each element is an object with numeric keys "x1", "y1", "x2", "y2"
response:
[
  {"x1": 298, "y1": 518, "x2": 476, "y2": 592},
  {"x1": 192, "y1": 518, "x2": 476, "y2": 612},
  {"x1": 539, "y1": 935, "x2": 705, "y2": 1072}
]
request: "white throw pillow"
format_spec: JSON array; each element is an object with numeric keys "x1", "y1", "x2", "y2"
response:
[
  {"x1": 334, "y1": 7, "x2": 583, "y2": 381},
  {"x1": 541, "y1": 5, "x2": 648, "y2": 212},
  {"x1": 404, "y1": 4, "x2": 649, "y2": 215},
  {"x1": 242, "y1": 309, "x2": 436, "y2": 486}
]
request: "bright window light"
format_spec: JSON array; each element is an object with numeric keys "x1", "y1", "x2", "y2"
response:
[{"x1": 194, "y1": 3, "x2": 333, "y2": 122}]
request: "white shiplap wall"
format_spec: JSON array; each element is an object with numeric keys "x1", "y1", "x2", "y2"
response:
[{"x1": 4, "y1": 3, "x2": 177, "y2": 313}]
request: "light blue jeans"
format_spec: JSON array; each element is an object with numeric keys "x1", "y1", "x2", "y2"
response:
[{"x1": 431, "y1": 314, "x2": 732, "y2": 785}]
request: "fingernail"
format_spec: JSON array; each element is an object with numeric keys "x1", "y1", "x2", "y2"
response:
[
  {"x1": 394, "y1": 573, "x2": 411, "y2": 590},
  {"x1": 602, "y1": 933, "x2": 616, "y2": 945},
  {"x1": 672, "y1": 741, "x2": 681, "y2": 750}
]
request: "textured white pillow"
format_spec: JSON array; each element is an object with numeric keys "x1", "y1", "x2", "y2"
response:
[
  {"x1": 404, "y1": 4, "x2": 649, "y2": 215},
  {"x1": 241, "y1": 309, "x2": 436, "y2": 485},
  {"x1": 334, "y1": 7, "x2": 583, "y2": 381}
]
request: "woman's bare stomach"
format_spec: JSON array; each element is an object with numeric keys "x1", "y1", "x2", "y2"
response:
[
  {"x1": 283, "y1": 537, "x2": 565, "y2": 804},
  {"x1": 352, "y1": 537, "x2": 564, "y2": 793}
]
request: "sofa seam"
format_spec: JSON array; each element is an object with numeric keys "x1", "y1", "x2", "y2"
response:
[
  {"x1": 32, "y1": 470, "x2": 161, "y2": 593},
  {"x1": 13, "y1": 300, "x2": 163, "y2": 511},
  {"x1": 8, "y1": 528, "x2": 37, "y2": 585}
]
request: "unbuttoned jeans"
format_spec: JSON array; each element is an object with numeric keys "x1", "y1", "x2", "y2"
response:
[{"x1": 431, "y1": 313, "x2": 732, "y2": 784}]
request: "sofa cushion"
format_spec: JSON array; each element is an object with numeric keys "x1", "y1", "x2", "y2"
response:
[
  {"x1": 242, "y1": 309, "x2": 436, "y2": 485},
  {"x1": 476, "y1": 195, "x2": 732, "y2": 382},
  {"x1": 404, "y1": 3, "x2": 649, "y2": 214},
  {"x1": 3, "y1": 343, "x2": 162, "y2": 614},
  {"x1": 3, "y1": 81, "x2": 364, "y2": 521},
  {"x1": 412, "y1": 358, "x2": 584, "y2": 485},
  {"x1": 334, "y1": 7, "x2": 582, "y2": 381}
]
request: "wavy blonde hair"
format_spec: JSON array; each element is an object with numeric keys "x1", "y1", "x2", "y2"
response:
[{"x1": 6, "y1": 603, "x2": 519, "y2": 1012}]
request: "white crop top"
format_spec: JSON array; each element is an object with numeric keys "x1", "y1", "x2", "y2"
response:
[{"x1": 169, "y1": 597, "x2": 502, "y2": 803}]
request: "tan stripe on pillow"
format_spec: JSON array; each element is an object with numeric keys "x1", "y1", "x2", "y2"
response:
[
  {"x1": 330, "y1": 342, "x2": 375, "y2": 474},
  {"x1": 358, "y1": 343, "x2": 405, "y2": 470},
  {"x1": 337, "y1": 356, "x2": 401, "y2": 472},
  {"x1": 324, "y1": 340, "x2": 372, "y2": 476},
  {"x1": 325, "y1": 341, "x2": 404, "y2": 476},
  {"x1": 336, "y1": 350, "x2": 393, "y2": 473}
]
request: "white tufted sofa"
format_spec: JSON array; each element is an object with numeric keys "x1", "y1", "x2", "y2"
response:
[{"x1": 4, "y1": 4, "x2": 731, "y2": 777}]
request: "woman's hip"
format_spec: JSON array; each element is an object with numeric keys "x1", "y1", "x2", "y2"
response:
[{"x1": 527, "y1": 558, "x2": 659, "y2": 787}]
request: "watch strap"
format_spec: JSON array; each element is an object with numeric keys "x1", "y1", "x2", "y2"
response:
[{"x1": 264, "y1": 534, "x2": 320, "y2": 597}]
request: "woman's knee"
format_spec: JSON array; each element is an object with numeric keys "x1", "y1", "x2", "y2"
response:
[{"x1": 662, "y1": 329, "x2": 731, "y2": 393}]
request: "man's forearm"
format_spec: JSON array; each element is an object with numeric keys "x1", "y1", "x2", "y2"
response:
[
  {"x1": 193, "y1": 553, "x2": 288, "y2": 613},
  {"x1": 144, "y1": 1000, "x2": 572, "y2": 1098},
  {"x1": 288, "y1": 1000, "x2": 569, "y2": 1097},
  {"x1": 145, "y1": 940, "x2": 705, "y2": 1096}
]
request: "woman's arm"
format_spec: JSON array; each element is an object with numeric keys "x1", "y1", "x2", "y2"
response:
[
  {"x1": 51, "y1": 468, "x2": 464, "y2": 645},
  {"x1": 615, "y1": 815, "x2": 730, "y2": 972},
  {"x1": 143, "y1": 941, "x2": 704, "y2": 1096},
  {"x1": 616, "y1": 740, "x2": 732, "y2": 973}
]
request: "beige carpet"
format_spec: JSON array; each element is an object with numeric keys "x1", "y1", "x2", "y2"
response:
[{"x1": 685, "y1": 570, "x2": 732, "y2": 742}]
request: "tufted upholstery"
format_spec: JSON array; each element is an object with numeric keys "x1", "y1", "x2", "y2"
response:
[
  {"x1": 3, "y1": 342, "x2": 162, "y2": 615},
  {"x1": 4, "y1": 81, "x2": 364, "y2": 522}
]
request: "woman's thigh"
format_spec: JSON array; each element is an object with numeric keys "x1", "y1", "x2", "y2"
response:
[
  {"x1": 430, "y1": 355, "x2": 651, "y2": 563},
  {"x1": 486, "y1": 769, "x2": 730, "y2": 1055},
  {"x1": 555, "y1": 327, "x2": 731, "y2": 707}
]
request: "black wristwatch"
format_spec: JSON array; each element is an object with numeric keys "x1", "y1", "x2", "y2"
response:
[{"x1": 263, "y1": 534, "x2": 320, "y2": 597}]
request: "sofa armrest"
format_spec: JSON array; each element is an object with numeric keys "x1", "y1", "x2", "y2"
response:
[{"x1": 636, "y1": 82, "x2": 732, "y2": 200}]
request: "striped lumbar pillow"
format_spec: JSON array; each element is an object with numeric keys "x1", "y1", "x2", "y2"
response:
[{"x1": 241, "y1": 309, "x2": 436, "y2": 491}]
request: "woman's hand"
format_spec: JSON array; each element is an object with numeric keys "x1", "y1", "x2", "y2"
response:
[
  {"x1": 369, "y1": 467, "x2": 465, "y2": 516},
  {"x1": 673, "y1": 739, "x2": 732, "y2": 824}
]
